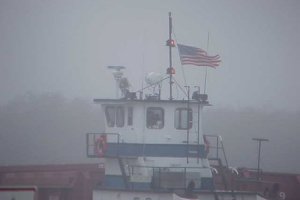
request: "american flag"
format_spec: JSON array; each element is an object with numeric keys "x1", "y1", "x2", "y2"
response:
[{"x1": 177, "y1": 44, "x2": 221, "y2": 68}]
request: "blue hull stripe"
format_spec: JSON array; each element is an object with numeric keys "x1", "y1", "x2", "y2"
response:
[{"x1": 90, "y1": 143, "x2": 207, "y2": 158}]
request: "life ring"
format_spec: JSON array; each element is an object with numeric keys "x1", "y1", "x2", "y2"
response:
[{"x1": 94, "y1": 135, "x2": 108, "y2": 157}]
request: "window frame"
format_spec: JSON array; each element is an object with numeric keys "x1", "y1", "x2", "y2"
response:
[
  {"x1": 105, "y1": 106, "x2": 116, "y2": 127},
  {"x1": 174, "y1": 108, "x2": 193, "y2": 130},
  {"x1": 105, "y1": 105, "x2": 125, "y2": 128},
  {"x1": 116, "y1": 106, "x2": 125, "y2": 127},
  {"x1": 127, "y1": 107, "x2": 133, "y2": 126},
  {"x1": 146, "y1": 107, "x2": 164, "y2": 129}
]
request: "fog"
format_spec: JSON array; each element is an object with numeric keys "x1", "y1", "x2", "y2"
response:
[
  {"x1": 1, "y1": 0, "x2": 299, "y2": 110},
  {"x1": 204, "y1": 107, "x2": 300, "y2": 173},
  {"x1": 0, "y1": 1, "x2": 299, "y2": 173},
  {"x1": 0, "y1": 93, "x2": 103, "y2": 165}
]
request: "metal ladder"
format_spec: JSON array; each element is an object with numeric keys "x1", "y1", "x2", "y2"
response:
[{"x1": 205, "y1": 134, "x2": 237, "y2": 200}]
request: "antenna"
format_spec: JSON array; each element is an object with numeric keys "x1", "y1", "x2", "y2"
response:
[
  {"x1": 107, "y1": 66, "x2": 126, "y2": 98},
  {"x1": 204, "y1": 32, "x2": 210, "y2": 94}
]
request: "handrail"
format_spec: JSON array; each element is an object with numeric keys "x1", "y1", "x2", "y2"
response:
[
  {"x1": 204, "y1": 134, "x2": 237, "y2": 200},
  {"x1": 130, "y1": 165, "x2": 210, "y2": 171},
  {"x1": 129, "y1": 165, "x2": 207, "y2": 190},
  {"x1": 203, "y1": 134, "x2": 229, "y2": 168}
]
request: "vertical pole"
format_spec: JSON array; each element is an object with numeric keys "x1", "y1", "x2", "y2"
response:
[
  {"x1": 168, "y1": 12, "x2": 173, "y2": 100},
  {"x1": 197, "y1": 95, "x2": 200, "y2": 163},
  {"x1": 185, "y1": 86, "x2": 190, "y2": 163},
  {"x1": 257, "y1": 141, "x2": 262, "y2": 180},
  {"x1": 252, "y1": 138, "x2": 269, "y2": 180},
  {"x1": 194, "y1": 86, "x2": 200, "y2": 163},
  {"x1": 204, "y1": 32, "x2": 210, "y2": 94},
  {"x1": 217, "y1": 136, "x2": 219, "y2": 159}
]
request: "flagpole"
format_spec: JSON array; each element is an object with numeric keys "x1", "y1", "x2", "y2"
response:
[{"x1": 203, "y1": 32, "x2": 210, "y2": 94}]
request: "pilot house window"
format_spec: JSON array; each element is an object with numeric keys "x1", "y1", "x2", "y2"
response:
[
  {"x1": 105, "y1": 106, "x2": 115, "y2": 127},
  {"x1": 105, "y1": 106, "x2": 125, "y2": 127},
  {"x1": 146, "y1": 107, "x2": 164, "y2": 129},
  {"x1": 116, "y1": 106, "x2": 124, "y2": 127},
  {"x1": 128, "y1": 107, "x2": 133, "y2": 126},
  {"x1": 174, "y1": 108, "x2": 192, "y2": 129}
]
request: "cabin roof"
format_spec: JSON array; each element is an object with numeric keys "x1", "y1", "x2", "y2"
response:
[{"x1": 93, "y1": 98, "x2": 211, "y2": 106}]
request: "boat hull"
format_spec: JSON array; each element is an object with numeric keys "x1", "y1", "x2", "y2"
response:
[{"x1": 93, "y1": 189, "x2": 267, "y2": 200}]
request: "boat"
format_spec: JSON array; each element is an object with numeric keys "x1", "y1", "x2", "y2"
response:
[{"x1": 85, "y1": 13, "x2": 279, "y2": 200}]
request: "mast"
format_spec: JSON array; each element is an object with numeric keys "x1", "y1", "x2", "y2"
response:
[
  {"x1": 107, "y1": 65, "x2": 126, "y2": 98},
  {"x1": 167, "y1": 12, "x2": 175, "y2": 100}
]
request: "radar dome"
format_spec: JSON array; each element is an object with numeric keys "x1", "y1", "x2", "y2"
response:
[{"x1": 145, "y1": 72, "x2": 163, "y2": 85}]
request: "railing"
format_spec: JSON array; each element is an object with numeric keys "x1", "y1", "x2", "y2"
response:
[
  {"x1": 86, "y1": 132, "x2": 120, "y2": 158},
  {"x1": 203, "y1": 135, "x2": 235, "y2": 195},
  {"x1": 203, "y1": 134, "x2": 229, "y2": 168},
  {"x1": 129, "y1": 165, "x2": 208, "y2": 190},
  {"x1": 87, "y1": 133, "x2": 208, "y2": 158}
]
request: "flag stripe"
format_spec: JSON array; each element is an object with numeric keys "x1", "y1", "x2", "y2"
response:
[
  {"x1": 181, "y1": 56, "x2": 221, "y2": 62},
  {"x1": 181, "y1": 55, "x2": 221, "y2": 60},
  {"x1": 181, "y1": 59, "x2": 221, "y2": 64},
  {"x1": 177, "y1": 44, "x2": 221, "y2": 68}
]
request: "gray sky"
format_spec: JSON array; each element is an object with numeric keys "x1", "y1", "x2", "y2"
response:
[{"x1": 1, "y1": 0, "x2": 299, "y2": 111}]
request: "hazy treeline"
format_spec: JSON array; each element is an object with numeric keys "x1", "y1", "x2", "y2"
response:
[
  {"x1": 0, "y1": 93, "x2": 103, "y2": 165},
  {"x1": 0, "y1": 93, "x2": 299, "y2": 173}
]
